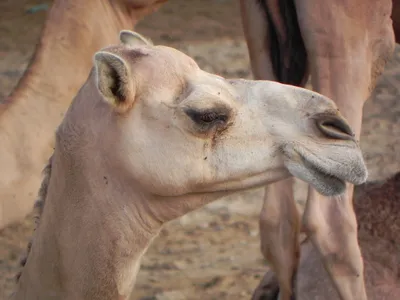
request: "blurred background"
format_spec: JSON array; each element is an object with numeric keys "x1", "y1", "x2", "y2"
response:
[{"x1": 1, "y1": 1, "x2": 399, "y2": 299}]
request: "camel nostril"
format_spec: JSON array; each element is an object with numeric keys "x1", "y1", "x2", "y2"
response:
[{"x1": 316, "y1": 115, "x2": 355, "y2": 141}]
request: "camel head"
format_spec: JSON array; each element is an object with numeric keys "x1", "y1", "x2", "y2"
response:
[{"x1": 57, "y1": 30, "x2": 367, "y2": 205}]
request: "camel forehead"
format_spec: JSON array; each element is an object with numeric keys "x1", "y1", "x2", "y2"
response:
[
  {"x1": 101, "y1": 44, "x2": 198, "y2": 73},
  {"x1": 153, "y1": 45, "x2": 198, "y2": 65},
  {"x1": 138, "y1": 45, "x2": 199, "y2": 77}
]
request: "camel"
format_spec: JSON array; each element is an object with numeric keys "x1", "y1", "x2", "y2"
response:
[
  {"x1": 11, "y1": 30, "x2": 368, "y2": 300},
  {"x1": 240, "y1": 1, "x2": 398, "y2": 299},
  {"x1": 1, "y1": 0, "x2": 399, "y2": 299}
]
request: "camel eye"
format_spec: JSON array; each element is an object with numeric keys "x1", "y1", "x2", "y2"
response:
[{"x1": 185, "y1": 108, "x2": 228, "y2": 125}]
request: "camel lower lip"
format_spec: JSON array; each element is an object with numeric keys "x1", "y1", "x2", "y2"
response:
[
  {"x1": 308, "y1": 162, "x2": 344, "y2": 185},
  {"x1": 298, "y1": 153, "x2": 347, "y2": 196}
]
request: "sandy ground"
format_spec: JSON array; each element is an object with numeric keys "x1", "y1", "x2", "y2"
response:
[{"x1": 1, "y1": 1, "x2": 400, "y2": 299}]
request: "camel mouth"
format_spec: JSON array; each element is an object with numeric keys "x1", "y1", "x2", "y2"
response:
[
  {"x1": 300, "y1": 156, "x2": 347, "y2": 196},
  {"x1": 284, "y1": 148, "x2": 366, "y2": 197}
]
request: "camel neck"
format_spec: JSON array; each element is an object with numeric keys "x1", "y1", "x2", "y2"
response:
[{"x1": 13, "y1": 151, "x2": 158, "y2": 300}]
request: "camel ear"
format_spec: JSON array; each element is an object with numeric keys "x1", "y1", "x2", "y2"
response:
[
  {"x1": 119, "y1": 30, "x2": 153, "y2": 47},
  {"x1": 93, "y1": 51, "x2": 135, "y2": 113}
]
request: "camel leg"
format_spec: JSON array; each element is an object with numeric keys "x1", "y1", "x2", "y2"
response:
[
  {"x1": 299, "y1": 48, "x2": 373, "y2": 300},
  {"x1": 302, "y1": 186, "x2": 366, "y2": 299},
  {"x1": 254, "y1": 178, "x2": 300, "y2": 300}
]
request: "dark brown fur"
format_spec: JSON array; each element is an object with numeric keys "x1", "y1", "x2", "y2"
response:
[
  {"x1": 257, "y1": 0, "x2": 309, "y2": 86},
  {"x1": 15, "y1": 155, "x2": 53, "y2": 282},
  {"x1": 354, "y1": 172, "x2": 400, "y2": 246}
]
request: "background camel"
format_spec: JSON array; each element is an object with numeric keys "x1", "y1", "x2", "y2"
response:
[
  {"x1": 13, "y1": 30, "x2": 367, "y2": 299},
  {"x1": 0, "y1": 0, "x2": 398, "y2": 298},
  {"x1": 241, "y1": 1, "x2": 397, "y2": 299}
]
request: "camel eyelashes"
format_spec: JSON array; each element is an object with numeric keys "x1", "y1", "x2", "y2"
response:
[{"x1": 185, "y1": 108, "x2": 229, "y2": 125}]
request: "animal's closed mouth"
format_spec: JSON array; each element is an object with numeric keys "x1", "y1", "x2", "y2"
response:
[
  {"x1": 303, "y1": 157, "x2": 344, "y2": 185},
  {"x1": 296, "y1": 151, "x2": 346, "y2": 195}
]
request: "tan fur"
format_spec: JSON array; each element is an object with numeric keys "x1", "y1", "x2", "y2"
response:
[{"x1": 12, "y1": 30, "x2": 367, "y2": 300}]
